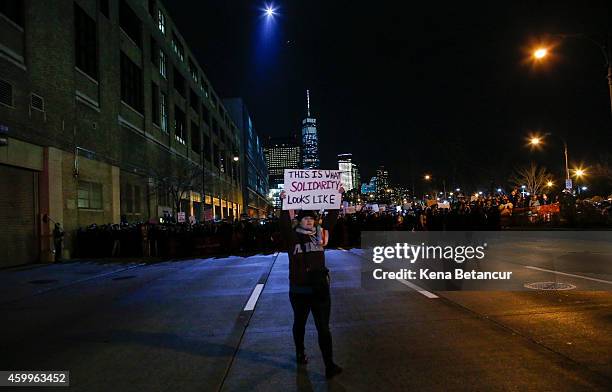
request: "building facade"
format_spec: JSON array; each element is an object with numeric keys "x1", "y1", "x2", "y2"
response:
[
  {"x1": 224, "y1": 98, "x2": 270, "y2": 218},
  {"x1": 0, "y1": 0, "x2": 243, "y2": 266},
  {"x1": 301, "y1": 90, "x2": 319, "y2": 169},
  {"x1": 375, "y1": 166, "x2": 390, "y2": 203},
  {"x1": 264, "y1": 136, "x2": 301, "y2": 208},
  {"x1": 337, "y1": 153, "x2": 360, "y2": 191}
]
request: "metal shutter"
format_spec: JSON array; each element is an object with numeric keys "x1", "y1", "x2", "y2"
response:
[{"x1": 0, "y1": 164, "x2": 39, "y2": 267}]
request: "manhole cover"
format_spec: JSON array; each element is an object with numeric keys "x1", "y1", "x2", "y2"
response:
[
  {"x1": 524, "y1": 282, "x2": 576, "y2": 290},
  {"x1": 112, "y1": 275, "x2": 136, "y2": 281},
  {"x1": 28, "y1": 279, "x2": 59, "y2": 284}
]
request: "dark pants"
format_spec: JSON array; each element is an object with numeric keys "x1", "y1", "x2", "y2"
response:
[
  {"x1": 289, "y1": 292, "x2": 333, "y2": 367},
  {"x1": 54, "y1": 241, "x2": 62, "y2": 262}
]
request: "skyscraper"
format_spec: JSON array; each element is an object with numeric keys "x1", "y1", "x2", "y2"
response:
[
  {"x1": 376, "y1": 166, "x2": 389, "y2": 202},
  {"x1": 264, "y1": 136, "x2": 301, "y2": 208},
  {"x1": 301, "y1": 90, "x2": 320, "y2": 169},
  {"x1": 337, "y1": 153, "x2": 360, "y2": 191}
]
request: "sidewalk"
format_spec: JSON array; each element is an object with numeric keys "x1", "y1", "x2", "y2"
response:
[{"x1": 0, "y1": 260, "x2": 146, "y2": 304}]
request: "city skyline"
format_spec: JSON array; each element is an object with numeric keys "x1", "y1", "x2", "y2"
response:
[{"x1": 165, "y1": 1, "x2": 612, "y2": 187}]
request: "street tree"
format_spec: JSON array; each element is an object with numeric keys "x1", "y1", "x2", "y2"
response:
[
  {"x1": 152, "y1": 158, "x2": 203, "y2": 214},
  {"x1": 510, "y1": 162, "x2": 552, "y2": 195}
]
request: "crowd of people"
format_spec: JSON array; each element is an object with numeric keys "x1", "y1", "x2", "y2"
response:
[
  {"x1": 73, "y1": 188, "x2": 612, "y2": 259},
  {"x1": 75, "y1": 217, "x2": 282, "y2": 259}
]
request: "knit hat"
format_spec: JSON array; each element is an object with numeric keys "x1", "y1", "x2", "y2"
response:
[{"x1": 296, "y1": 210, "x2": 319, "y2": 221}]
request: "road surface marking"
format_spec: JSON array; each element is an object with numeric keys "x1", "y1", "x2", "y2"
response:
[
  {"x1": 525, "y1": 266, "x2": 612, "y2": 285},
  {"x1": 244, "y1": 283, "x2": 265, "y2": 311},
  {"x1": 398, "y1": 279, "x2": 439, "y2": 298}
]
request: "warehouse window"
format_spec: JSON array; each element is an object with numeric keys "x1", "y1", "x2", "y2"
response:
[
  {"x1": 173, "y1": 67, "x2": 185, "y2": 97},
  {"x1": 158, "y1": 9, "x2": 166, "y2": 35},
  {"x1": 188, "y1": 58, "x2": 198, "y2": 83},
  {"x1": 191, "y1": 121, "x2": 200, "y2": 153},
  {"x1": 74, "y1": 3, "x2": 98, "y2": 80},
  {"x1": 119, "y1": 0, "x2": 142, "y2": 47},
  {"x1": 120, "y1": 52, "x2": 143, "y2": 113},
  {"x1": 124, "y1": 184, "x2": 141, "y2": 213},
  {"x1": 151, "y1": 82, "x2": 160, "y2": 125},
  {"x1": 150, "y1": 36, "x2": 158, "y2": 65},
  {"x1": 171, "y1": 32, "x2": 184, "y2": 61},
  {"x1": 189, "y1": 88, "x2": 199, "y2": 112},
  {"x1": 174, "y1": 106, "x2": 186, "y2": 144},
  {"x1": 201, "y1": 104, "x2": 210, "y2": 127},
  {"x1": 78, "y1": 181, "x2": 103, "y2": 209},
  {"x1": 160, "y1": 92, "x2": 168, "y2": 132},
  {"x1": 159, "y1": 49, "x2": 167, "y2": 78}
]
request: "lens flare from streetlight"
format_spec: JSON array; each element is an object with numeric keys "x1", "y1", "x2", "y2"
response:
[
  {"x1": 574, "y1": 168, "x2": 586, "y2": 178},
  {"x1": 546, "y1": 180, "x2": 553, "y2": 187},
  {"x1": 424, "y1": 174, "x2": 431, "y2": 180},
  {"x1": 533, "y1": 47, "x2": 548, "y2": 60}
]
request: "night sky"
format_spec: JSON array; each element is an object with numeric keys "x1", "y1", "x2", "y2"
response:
[{"x1": 165, "y1": 1, "x2": 612, "y2": 192}]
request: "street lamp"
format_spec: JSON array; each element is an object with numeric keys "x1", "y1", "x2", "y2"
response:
[
  {"x1": 529, "y1": 33, "x2": 612, "y2": 118},
  {"x1": 533, "y1": 47, "x2": 548, "y2": 60},
  {"x1": 573, "y1": 167, "x2": 586, "y2": 178},
  {"x1": 424, "y1": 174, "x2": 431, "y2": 181}
]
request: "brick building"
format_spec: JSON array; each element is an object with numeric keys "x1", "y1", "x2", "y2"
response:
[{"x1": 0, "y1": 0, "x2": 244, "y2": 266}]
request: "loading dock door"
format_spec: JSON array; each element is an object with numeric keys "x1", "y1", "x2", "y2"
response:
[{"x1": 0, "y1": 164, "x2": 39, "y2": 267}]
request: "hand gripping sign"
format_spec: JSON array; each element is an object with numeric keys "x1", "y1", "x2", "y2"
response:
[{"x1": 283, "y1": 169, "x2": 343, "y2": 210}]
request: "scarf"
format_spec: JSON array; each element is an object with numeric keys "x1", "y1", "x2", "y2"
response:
[{"x1": 295, "y1": 225, "x2": 328, "y2": 247}]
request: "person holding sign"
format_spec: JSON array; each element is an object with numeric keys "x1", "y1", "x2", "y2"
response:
[{"x1": 280, "y1": 186, "x2": 344, "y2": 380}]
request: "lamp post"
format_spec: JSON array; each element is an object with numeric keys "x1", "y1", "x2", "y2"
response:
[
  {"x1": 528, "y1": 132, "x2": 570, "y2": 188},
  {"x1": 531, "y1": 33, "x2": 612, "y2": 119}
]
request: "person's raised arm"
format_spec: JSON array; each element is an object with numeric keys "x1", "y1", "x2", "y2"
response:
[{"x1": 279, "y1": 191, "x2": 295, "y2": 243}]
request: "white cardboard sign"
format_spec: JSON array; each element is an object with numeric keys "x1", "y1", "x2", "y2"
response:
[{"x1": 283, "y1": 169, "x2": 342, "y2": 210}]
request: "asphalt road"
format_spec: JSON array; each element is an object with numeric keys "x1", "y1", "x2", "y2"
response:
[{"x1": 0, "y1": 243, "x2": 611, "y2": 391}]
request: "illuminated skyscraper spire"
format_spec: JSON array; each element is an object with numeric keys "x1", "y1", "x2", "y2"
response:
[{"x1": 301, "y1": 89, "x2": 320, "y2": 169}]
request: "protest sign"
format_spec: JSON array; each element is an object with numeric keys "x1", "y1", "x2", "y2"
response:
[
  {"x1": 283, "y1": 169, "x2": 343, "y2": 210},
  {"x1": 201, "y1": 207, "x2": 213, "y2": 222},
  {"x1": 177, "y1": 212, "x2": 186, "y2": 223}
]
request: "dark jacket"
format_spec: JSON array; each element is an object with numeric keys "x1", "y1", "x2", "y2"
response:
[{"x1": 280, "y1": 210, "x2": 338, "y2": 292}]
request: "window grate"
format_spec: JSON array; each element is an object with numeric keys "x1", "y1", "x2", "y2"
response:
[
  {"x1": 0, "y1": 79, "x2": 13, "y2": 106},
  {"x1": 30, "y1": 93, "x2": 45, "y2": 112}
]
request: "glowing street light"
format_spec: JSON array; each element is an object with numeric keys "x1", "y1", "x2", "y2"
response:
[
  {"x1": 533, "y1": 47, "x2": 548, "y2": 60},
  {"x1": 574, "y1": 168, "x2": 586, "y2": 178},
  {"x1": 546, "y1": 180, "x2": 554, "y2": 187},
  {"x1": 424, "y1": 174, "x2": 431, "y2": 181},
  {"x1": 525, "y1": 132, "x2": 570, "y2": 186},
  {"x1": 529, "y1": 136, "x2": 542, "y2": 146}
]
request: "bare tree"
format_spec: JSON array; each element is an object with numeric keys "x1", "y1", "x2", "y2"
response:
[
  {"x1": 592, "y1": 153, "x2": 612, "y2": 182},
  {"x1": 509, "y1": 162, "x2": 552, "y2": 195},
  {"x1": 152, "y1": 158, "x2": 203, "y2": 214}
]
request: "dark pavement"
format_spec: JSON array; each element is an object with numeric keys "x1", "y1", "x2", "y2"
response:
[{"x1": 1, "y1": 245, "x2": 611, "y2": 391}]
